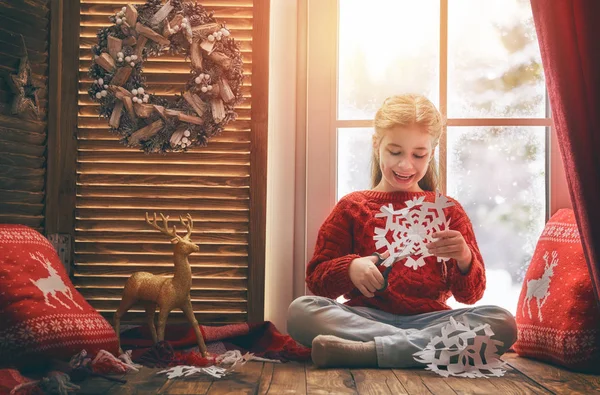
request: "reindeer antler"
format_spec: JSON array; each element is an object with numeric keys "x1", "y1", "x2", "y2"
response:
[
  {"x1": 550, "y1": 250, "x2": 559, "y2": 267},
  {"x1": 30, "y1": 251, "x2": 50, "y2": 267},
  {"x1": 146, "y1": 212, "x2": 179, "y2": 241},
  {"x1": 179, "y1": 213, "x2": 194, "y2": 240}
]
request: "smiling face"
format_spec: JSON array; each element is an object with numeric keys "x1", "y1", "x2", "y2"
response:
[{"x1": 374, "y1": 125, "x2": 433, "y2": 192}]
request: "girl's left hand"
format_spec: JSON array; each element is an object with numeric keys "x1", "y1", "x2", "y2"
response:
[{"x1": 427, "y1": 230, "x2": 472, "y2": 265}]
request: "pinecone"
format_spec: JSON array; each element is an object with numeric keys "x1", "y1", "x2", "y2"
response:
[
  {"x1": 189, "y1": 15, "x2": 202, "y2": 27},
  {"x1": 97, "y1": 28, "x2": 108, "y2": 41},
  {"x1": 91, "y1": 45, "x2": 102, "y2": 56},
  {"x1": 185, "y1": 3, "x2": 205, "y2": 17}
]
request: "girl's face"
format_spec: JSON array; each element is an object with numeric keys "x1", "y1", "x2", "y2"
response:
[{"x1": 374, "y1": 125, "x2": 434, "y2": 192}]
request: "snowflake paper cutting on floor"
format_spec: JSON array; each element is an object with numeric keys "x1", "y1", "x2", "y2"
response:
[
  {"x1": 157, "y1": 351, "x2": 256, "y2": 380},
  {"x1": 374, "y1": 194, "x2": 455, "y2": 270},
  {"x1": 413, "y1": 316, "x2": 507, "y2": 378},
  {"x1": 157, "y1": 365, "x2": 229, "y2": 379}
]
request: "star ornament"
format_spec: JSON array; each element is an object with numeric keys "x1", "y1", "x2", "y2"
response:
[{"x1": 7, "y1": 54, "x2": 41, "y2": 120}]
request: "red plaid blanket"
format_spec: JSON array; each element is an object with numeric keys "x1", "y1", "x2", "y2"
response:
[{"x1": 120, "y1": 321, "x2": 311, "y2": 363}]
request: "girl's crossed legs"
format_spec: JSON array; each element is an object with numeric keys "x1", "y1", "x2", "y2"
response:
[{"x1": 287, "y1": 295, "x2": 517, "y2": 368}]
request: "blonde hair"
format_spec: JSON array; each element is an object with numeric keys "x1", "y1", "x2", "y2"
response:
[{"x1": 371, "y1": 94, "x2": 444, "y2": 191}]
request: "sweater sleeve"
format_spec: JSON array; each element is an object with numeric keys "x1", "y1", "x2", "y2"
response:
[
  {"x1": 446, "y1": 203, "x2": 486, "y2": 304},
  {"x1": 305, "y1": 197, "x2": 361, "y2": 299}
]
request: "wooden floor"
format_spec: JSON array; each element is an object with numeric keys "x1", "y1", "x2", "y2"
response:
[{"x1": 77, "y1": 352, "x2": 600, "y2": 394}]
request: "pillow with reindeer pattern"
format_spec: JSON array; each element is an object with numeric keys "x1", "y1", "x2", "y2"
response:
[
  {"x1": 0, "y1": 224, "x2": 118, "y2": 367},
  {"x1": 513, "y1": 209, "x2": 600, "y2": 372}
]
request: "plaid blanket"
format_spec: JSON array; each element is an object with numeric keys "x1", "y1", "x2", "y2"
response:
[{"x1": 120, "y1": 321, "x2": 311, "y2": 364}]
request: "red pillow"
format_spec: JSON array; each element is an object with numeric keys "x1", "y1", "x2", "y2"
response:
[
  {"x1": 513, "y1": 209, "x2": 600, "y2": 372},
  {"x1": 0, "y1": 225, "x2": 118, "y2": 366}
]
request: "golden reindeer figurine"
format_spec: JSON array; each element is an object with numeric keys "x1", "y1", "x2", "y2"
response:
[{"x1": 114, "y1": 212, "x2": 208, "y2": 356}]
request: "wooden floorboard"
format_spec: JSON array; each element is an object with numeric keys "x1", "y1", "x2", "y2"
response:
[
  {"x1": 72, "y1": 355, "x2": 600, "y2": 395},
  {"x1": 305, "y1": 364, "x2": 358, "y2": 394},
  {"x1": 205, "y1": 361, "x2": 264, "y2": 394},
  {"x1": 257, "y1": 362, "x2": 275, "y2": 395},
  {"x1": 75, "y1": 375, "x2": 121, "y2": 394},
  {"x1": 351, "y1": 368, "x2": 409, "y2": 394},
  {"x1": 159, "y1": 374, "x2": 213, "y2": 394},
  {"x1": 392, "y1": 368, "x2": 456, "y2": 394},
  {"x1": 263, "y1": 362, "x2": 307, "y2": 394},
  {"x1": 484, "y1": 362, "x2": 552, "y2": 394},
  {"x1": 502, "y1": 352, "x2": 600, "y2": 394}
]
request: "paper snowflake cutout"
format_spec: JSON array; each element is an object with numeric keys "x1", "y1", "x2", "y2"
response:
[
  {"x1": 413, "y1": 316, "x2": 507, "y2": 378},
  {"x1": 157, "y1": 365, "x2": 229, "y2": 379},
  {"x1": 374, "y1": 193, "x2": 455, "y2": 270},
  {"x1": 157, "y1": 351, "x2": 253, "y2": 380}
]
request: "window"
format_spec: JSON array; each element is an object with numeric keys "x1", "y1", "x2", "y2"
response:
[{"x1": 306, "y1": 0, "x2": 551, "y2": 315}]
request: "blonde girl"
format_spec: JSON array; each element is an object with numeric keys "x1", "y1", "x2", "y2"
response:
[{"x1": 287, "y1": 94, "x2": 517, "y2": 368}]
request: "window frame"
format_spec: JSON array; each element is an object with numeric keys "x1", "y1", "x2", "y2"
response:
[{"x1": 302, "y1": 0, "x2": 562, "y2": 296}]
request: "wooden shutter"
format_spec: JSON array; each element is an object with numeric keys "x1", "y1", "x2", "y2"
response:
[
  {"x1": 76, "y1": 0, "x2": 267, "y2": 325},
  {"x1": 0, "y1": 1, "x2": 49, "y2": 233}
]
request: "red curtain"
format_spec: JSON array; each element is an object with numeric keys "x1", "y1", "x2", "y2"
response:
[{"x1": 530, "y1": 0, "x2": 600, "y2": 311}]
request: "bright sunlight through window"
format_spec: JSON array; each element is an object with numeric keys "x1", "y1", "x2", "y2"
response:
[{"x1": 335, "y1": 0, "x2": 549, "y2": 315}]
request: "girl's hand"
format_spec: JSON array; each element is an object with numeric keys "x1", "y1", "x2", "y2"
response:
[
  {"x1": 427, "y1": 230, "x2": 472, "y2": 272},
  {"x1": 349, "y1": 252, "x2": 388, "y2": 298}
]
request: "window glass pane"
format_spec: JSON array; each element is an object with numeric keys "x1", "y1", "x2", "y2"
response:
[
  {"x1": 338, "y1": 0, "x2": 440, "y2": 120},
  {"x1": 446, "y1": 126, "x2": 547, "y2": 314},
  {"x1": 448, "y1": 0, "x2": 545, "y2": 118},
  {"x1": 337, "y1": 128, "x2": 374, "y2": 200}
]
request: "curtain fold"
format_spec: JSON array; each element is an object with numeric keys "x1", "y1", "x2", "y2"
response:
[{"x1": 530, "y1": 0, "x2": 600, "y2": 312}]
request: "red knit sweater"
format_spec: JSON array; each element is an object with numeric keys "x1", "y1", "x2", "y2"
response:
[{"x1": 306, "y1": 190, "x2": 486, "y2": 315}]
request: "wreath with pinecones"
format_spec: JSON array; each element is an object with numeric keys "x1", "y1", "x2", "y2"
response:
[{"x1": 88, "y1": 0, "x2": 244, "y2": 153}]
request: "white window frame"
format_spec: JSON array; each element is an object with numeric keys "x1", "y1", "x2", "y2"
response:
[{"x1": 297, "y1": 0, "x2": 568, "y2": 297}]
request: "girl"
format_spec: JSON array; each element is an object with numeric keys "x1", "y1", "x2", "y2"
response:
[{"x1": 287, "y1": 94, "x2": 517, "y2": 369}]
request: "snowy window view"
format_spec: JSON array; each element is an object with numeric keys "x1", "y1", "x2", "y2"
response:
[{"x1": 335, "y1": 0, "x2": 548, "y2": 315}]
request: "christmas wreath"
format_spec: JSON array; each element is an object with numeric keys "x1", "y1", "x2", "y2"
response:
[{"x1": 87, "y1": 0, "x2": 244, "y2": 153}]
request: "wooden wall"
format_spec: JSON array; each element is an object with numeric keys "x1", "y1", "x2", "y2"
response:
[{"x1": 0, "y1": 1, "x2": 50, "y2": 233}]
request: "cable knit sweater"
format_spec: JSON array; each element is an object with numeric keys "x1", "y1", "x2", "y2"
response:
[{"x1": 306, "y1": 190, "x2": 486, "y2": 315}]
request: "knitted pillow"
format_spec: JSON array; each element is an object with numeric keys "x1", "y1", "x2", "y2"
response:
[
  {"x1": 513, "y1": 209, "x2": 600, "y2": 372},
  {"x1": 0, "y1": 225, "x2": 118, "y2": 366}
]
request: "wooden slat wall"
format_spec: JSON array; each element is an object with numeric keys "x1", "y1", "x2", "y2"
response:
[
  {"x1": 76, "y1": 0, "x2": 265, "y2": 325},
  {"x1": 0, "y1": 1, "x2": 50, "y2": 232}
]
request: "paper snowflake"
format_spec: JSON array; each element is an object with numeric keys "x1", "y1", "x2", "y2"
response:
[
  {"x1": 157, "y1": 365, "x2": 229, "y2": 379},
  {"x1": 157, "y1": 351, "x2": 254, "y2": 380},
  {"x1": 413, "y1": 316, "x2": 507, "y2": 378},
  {"x1": 374, "y1": 194, "x2": 455, "y2": 270}
]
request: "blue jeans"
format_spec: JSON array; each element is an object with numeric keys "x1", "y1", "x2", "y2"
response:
[{"x1": 287, "y1": 295, "x2": 517, "y2": 368}]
